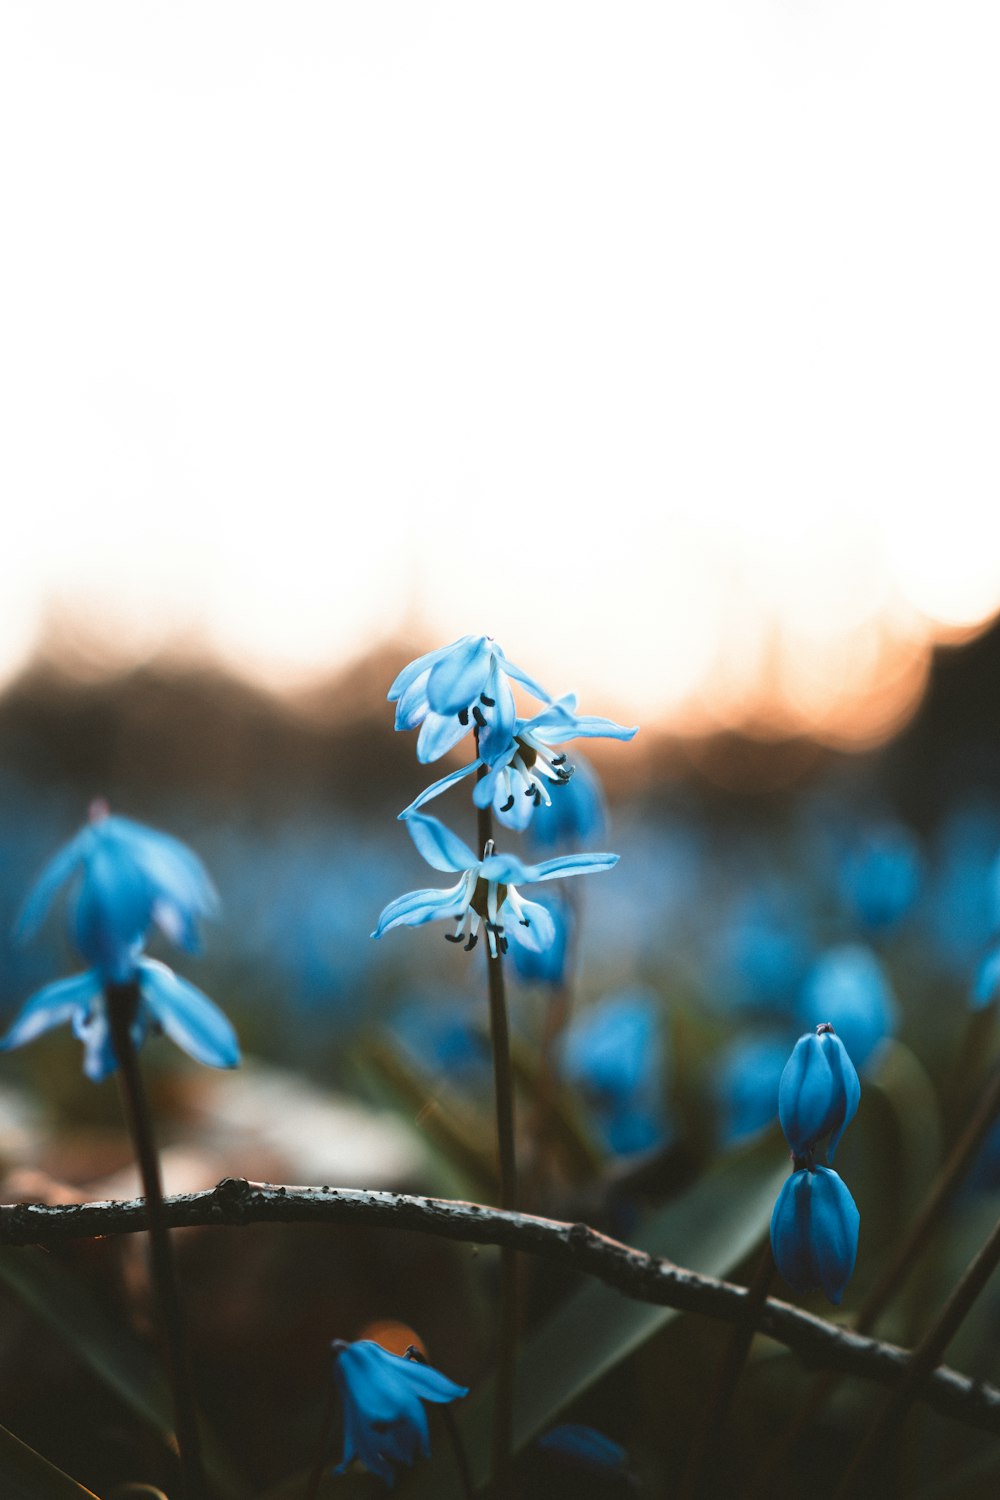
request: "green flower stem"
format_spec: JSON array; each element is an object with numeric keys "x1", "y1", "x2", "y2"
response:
[
  {"x1": 476, "y1": 775, "x2": 519, "y2": 1500},
  {"x1": 832, "y1": 1210, "x2": 1000, "y2": 1499},
  {"x1": 106, "y1": 982, "x2": 206, "y2": 1500},
  {"x1": 678, "y1": 1240, "x2": 774, "y2": 1500},
  {"x1": 748, "y1": 1050, "x2": 1000, "y2": 1499}
]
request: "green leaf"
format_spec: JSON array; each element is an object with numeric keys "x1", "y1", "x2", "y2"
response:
[
  {"x1": 0, "y1": 1423, "x2": 99, "y2": 1498},
  {"x1": 0, "y1": 1247, "x2": 240, "y2": 1496},
  {"x1": 398, "y1": 1135, "x2": 789, "y2": 1499}
]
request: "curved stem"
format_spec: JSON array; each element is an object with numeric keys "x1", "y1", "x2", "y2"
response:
[{"x1": 106, "y1": 982, "x2": 206, "y2": 1500}]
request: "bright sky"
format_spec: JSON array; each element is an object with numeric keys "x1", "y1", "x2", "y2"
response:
[{"x1": 2, "y1": 3, "x2": 998, "y2": 747}]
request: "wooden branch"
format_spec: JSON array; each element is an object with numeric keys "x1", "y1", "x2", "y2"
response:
[{"x1": 1, "y1": 1178, "x2": 997, "y2": 1435}]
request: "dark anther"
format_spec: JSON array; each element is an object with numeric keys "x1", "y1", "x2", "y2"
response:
[
  {"x1": 458, "y1": 707, "x2": 470, "y2": 725},
  {"x1": 816, "y1": 1022, "x2": 835, "y2": 1035},
  {"x1": 501, "y1": 794, "x2": 515, "y2": 812},
  {"x1": 555, "y1": 768, "x2": 571, "y2": 782},
  {"x1": 524, "y1": 785, "x2": 534, "y2": 797},
  {"x1": 464, "y1": 932, "x2": 479, "y2": 951},
  {"x1": 445, "y1": 932, "x2": 464, "y2": 943},
  {"x1": 532, "y1": 788, "x2": 542, "y2": 806},
  {"x1": 480, "y1": 693, "x2": 495, "y2": 707},
  {"x1": 520, "y1": 917, "x2": 531, "y2": 927},
  {"x1": 473, "y1": 705, "x2": 487, "y2": 727},
  {"x1": 551, "y1": 754, "x2": 567, "y2": 765},
  {"x1": 500, "y1": 936, "x2": 509, "y2": 954}
]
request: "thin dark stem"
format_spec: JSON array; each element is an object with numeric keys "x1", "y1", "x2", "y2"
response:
[
  {"x1": 747, "y1": 1054, "x2": 1000, "y2": 1498},
  {"x1": 832, "y1": 1212, "x2": 1000, "y2": 1499},
  {"x1": 678, "y1": 1241, "x2": 774, "y2": 1500},
  {"x1": 106, "y1": 982, "x2": 207, "y2": 1500},
  {"x1": 476, "y1": 776, "x2": 518, "y2": 1500},
  {"x1": 405, "y1": 1347, "x2": 474, "y2": 1500},
  {"x1": 303, "y1": 1382, "x2": 337, "y2": 1500}
]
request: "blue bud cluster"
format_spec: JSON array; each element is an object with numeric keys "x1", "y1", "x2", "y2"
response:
[{"x1": 770, "y1": 1024, "x2": 861, "y2": 1304}]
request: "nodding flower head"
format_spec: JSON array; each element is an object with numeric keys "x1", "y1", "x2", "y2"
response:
[
  {"x1": 372, "y1": 812, "x2": 619, "y2": 959},
  {"x1": 331, "y1": 1339, "x2": 467, "y2": 1487},
  {"x1": 399, "y1": 696, "x2": 636, "y2": 833},
  {"x1": 4, "y1": 807, "x2": 237, "y2": 1081},
  {"x1": 778, "y1": 1025, "x2": 860, "y2": 1162},
  {"x1": 0, "y1": 957, "x2": 240, "y2": 1082},
  {"x1": 388, "y1": 634, "x2": 553, "y2": 765},
  {"x1": 770, "y1": 1165, "x2": 860, "y2": 1304},
  {"x1": 16, "y1": 804, "x2": 218, "y2": 985}
]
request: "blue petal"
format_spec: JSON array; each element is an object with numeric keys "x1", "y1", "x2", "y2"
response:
[
  {"x1": 536, "y1": 713, "x2": 639, "y2": 743},
  {"x1": 72, "y1": 995, "x2": 123, "y2": 1082},
  {"x1": 387, "y1": 638, "x2": 471, "y2": 702},
  {"x1": 404, "y1": 814, "x2": 478, "y2": 873},
  {"x1": 372, "y1": 881, "x2": 469, "y2": 938},
  {"x1": 770, "y1": 1170, "x2": 816, "y2": 1294},
  {"x1": 477, "y1": 660, "x2": 517, "y2": 765},
  {"x1": 14, "y1": 828, "x2": 92, "y2": 943},
  {"x1": 398, "y1": 760, "x2": 479, "y2": 819},
  {"x1": 526, "y1": 852, "x2": 620, "y2": 882},
  {"x1": 810, "y1": 1166, "x2": 860, "y2": 1304},
  {"x1": 496, "y1": 650, "x2": 552, "y2": 703},
  {"x1": 479, "y1": 852, "x2": 535, "y2": 885},
  {"x1": 73, "y1": 843, "x2": 153, "y2": 982},
  {"x1": 416, "y1": 710, "x2": 472, "y2": 764},
  {"x1": 508, "y1": 898, "x2": 555, "y2": 953},
  {"x1": 0, "y1": 970, "x2": 101, "y2": 1052},
  {"x1": 426, "y1": 636, "x2": 492, "y2": 715},
  {"x1": 394, "y1": 670, "x2": 431, "y2": 731},
  {"x1": 137, "y1": 959, "x2": 240, "y2": 1069}
]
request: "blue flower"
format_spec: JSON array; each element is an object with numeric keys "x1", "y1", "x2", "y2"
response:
[
  {"x1": 714, "y1": 1034, "x2": 788, "y2": 1147},
  {"x1": 525, "y1": 754, "x2": 608, "y2": 851},
  {"x1": 400, "y1": 697, "x2": 637, "y2": 833},
  {"x1": 797, "y1": 945, "x2": 896, "y2": 1070},
  {"x1": 770, "y1": 1165, "x2": 860, "y2": 1304},
  {"x1": 372, "y1": 812, "x2": 619, "y2": 958},
  {"x1": 535, "y1": 1424, "x2": 637, "y2": 1493},
  {"x1": 332, "y1": 1339, "x2": 467, "y2": 1487},
  {"x1": 388, "y1": 635, "x2": 553, "y2": 765},
  {"x1": 778, "y1": 1026, "x2": 860, "y2": 1161},
  {"x1": 562, "y1": 988, "x2": 669, "y2": 1156},
  {"x1": 0, "y1": 958, "x2": 240, "y2": 1082},
  {"x1": 4, "y1": 804, "x2": 238, "y2": 1080},
  {"x1": 837, "y1": 822, "x2": 922, "y2": 935},
  {"x1": 16, "y1": 802, "x2": 218, "y2": 985}
]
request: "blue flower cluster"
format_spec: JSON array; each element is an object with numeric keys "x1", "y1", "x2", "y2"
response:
[
  {"x1": 0, "y1": 803, "x2": 239, "y2": 1081},
  {"x1": 770, "y1": 1025, "x2": 861, "y2": 1304},
  {"x1": 375, "y1": 636, "x2": 636, "y2": 960}
]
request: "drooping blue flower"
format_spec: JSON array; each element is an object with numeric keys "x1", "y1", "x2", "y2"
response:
[
  {"x1": 4, "y1": 804, "x2": 238, "y2": 1080},
  {"x1": 714, "y1": 1034, "x2": 789, "y2": 1147},
  {"x1": 778, "y1": 1026, "x2": 860, "y2": 1161},
  {"x1": 562, "y1": 988, "x2": 669, "y2": 1156},
  {"x1": 16, "y1": 802, "x2": 218, "y2": 985},
  {"x1": 0, "y1": 957, "x2": 240, "y2": 1082},
  {"x1": 372, "y1": 812, "x2": 619, "y2": 958},
  {"x1": 534, "y1": 1424, "x2": 637, "y2": 1493},
  {"x1": 525, "y1": 754, "x2": 608, "y2": 851},
  {"x1": 331, "y1": 1339, "x2": 467, "y2": 1487},
  {"x1": 837, "y1": 822, "x2": 922, "y2": 934},
  {"x1": 399, "y1": 697, "x2": 637, "y2": 832},
  {"x1": 770, "y1": 1165, "x2": 860, "y2": 1304},
  {"x1": 387, "y1": 635, "x2": 553, "y2": 765},
  {"x1": 797, "y1": 945, "x2": 896, "y2": 1070}
]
